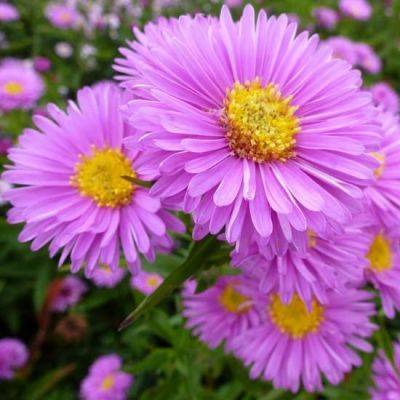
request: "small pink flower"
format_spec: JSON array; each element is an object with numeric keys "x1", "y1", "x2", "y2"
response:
[{"x1": 130, "y1": 270, "x2": 163, "y2": 295}]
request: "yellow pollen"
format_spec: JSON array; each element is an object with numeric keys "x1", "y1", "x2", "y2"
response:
[
  {"x1": 60, "y1": 11, "x2": 72, "y2": 22},
  {"x1": 219, "y1": 283, "x2": 252, "y2": 314},
  {"x1": 3, "y1": 81, "x2": 24, "y2": 95},
  {"x1": 99, "y1": 263, "x2": 112, "y2": 274},
  {"x1": 222, "y1": 78, "x2": 299, "y2": 163},
  {"x1": 101, "y1": 374, "x2": 115, "y2": 391},
  {"x1": 307, "y1": 230, "x2": 318, "y2": 248},
  {"x1": 370, "y1": 152, "x2": 385, "y2": 178},
  {"x1": 269, "y1": 294, "x2": 324, "y2": 338},
  {"x1": 71, "y1": 146, "x2": 135, "y2": 208},
  {"x1": 367, "y1": 233, "x2": 393, "y2": 272},
  {"x1": 146, "y1": 275, "x2": 161, "y2": 288}
]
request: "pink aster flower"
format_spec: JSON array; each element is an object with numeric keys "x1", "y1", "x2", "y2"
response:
[
  {"x1": 339, "y1": 0, "x2": 372, "y2": 20},
  {"x1": 232, "y1": 224, "x2": 369, "y2": 306},
  {"x1": 45, "y1": 3, "x2": 81, "y2": 30},
  {"x1": 369, "y1": 82, "x2": 399, "y2": 113},
  {"x1": 88, "y1": 265, "x2": 126, "y2": 288},
  {"x1": 0, "y1": 338, "x2": 29, "y2": 380},
  {"x1": 0, "y1": 135, "x2": 12, "y2": 155},
  {"x1": 313, "y1": 7, "x2": 339, "y2": 30},
  {"x1": 0, "y1": 3, "x2": 19, "y2": 22},
  {"x1": 355, "y1": 43, "x2": 381, "y2": 74},
  {"x1": 0, "y1": 59, "x2": 44, "y2": 111},
  {"x1": 182, "y1": 275, "x2": 262, "y2": 351},
  {"x1": 324, "y1": 36, "x2": 359, "y2": 65},
  {"x1": 33, "y1": 56, "x2": 52, "y2": 73},
  {"x1": 51, "y1": 275, "x2": 87, "y2": 312},
  {"x1": 115, "y1": 6, "x2": 380, "y2": 251},
  {"x1": 80, "y1": 354, "x2": 133, "y2": 400},
  {"x1": 364, "y1": 225, "x2": 400, "y2": 318},
  {"x1": 370, "y1": 342, "x2": 400, "y2": 399},
  {"x1": 130, "y1": 270, "x2": 163, "y2": 295},
  {"x1": 364, "y1": 111, "x2": 400, "y2": 230},
  {"x1": 224, "y1": 0, "x2": 242, "y2": 8},
  {"x1": 232, "y1": 287, "x2": 376, "y2": 392},
  {"x1": 3, "y1": 84, "x2": 184, "y2": 275}
]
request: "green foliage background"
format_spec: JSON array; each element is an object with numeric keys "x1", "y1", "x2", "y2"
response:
[{"x1": 1, "y1": 0, "x2": 400, "y2": 399}]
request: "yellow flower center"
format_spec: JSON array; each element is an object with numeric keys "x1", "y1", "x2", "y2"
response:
[
  {"x1": 222, "y1": 78, "x2": 299, "y2": 163},
  {"x1": 71, "y1": 146, "x2": 135, "y2": 208},
  {"x1": 60, "y1": 11, "x2": 72, "y2": 22},
  {"x1": 3, "y1": 81, "x2": 24, "y2": 95},
  {"x1": 269, "y1": 294, "x2": 324, "y2": 338},
  {"x1": 307, "y1": 230, "x2": 318, "y2": 248},
  {"x1": 99, "y1": 263, "x2": 112, "y2": 274},
  {"x1": 146, "y1": 275, "x2": 161, "y2": 287},
  {"x1": 101, "y1": 374, "x2": 115, "y2": 391},
  {"x1": 219, "y1": 283, "x2": 252, "y2": 314},
  {"x1": 370, "y1": 152, "x2": 385, "y2": 178},
  {"x1": 367, "y1": 233, "x2": 393, "y2": 272}
]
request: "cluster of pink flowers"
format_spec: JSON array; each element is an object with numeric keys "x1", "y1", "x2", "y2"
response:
[
  {"x1": 0, "y1": 338, "x2": 29, "y2": 380},
  {"x1": 3, "y1": 3, "x2": 400, "y2": 395}
]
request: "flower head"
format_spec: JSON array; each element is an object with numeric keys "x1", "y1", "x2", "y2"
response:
[
  {"x1": 51, "y1": 276, "x2": 87, "y2": 312},
  {"x1": 313, "y1": 7, "x2": 338, "y2": 30},
  {"x1": 339, "y1": 0, "x2": 372, "y2": 20},
  {"x1": 370, "y1": 342, "x2": 400, "y2": 399},
  {"x1": 182, "y1": 275, "x2": 262, "y2": 351},
  {"x1": 3, "y1": 84, "x2": 184, "y2": 275},
  {"x1": 0, "y1": 3, "x2": 19, "y2": 22},
  {"x1": 369, "y1": 82, "x2": 399, "y2": 113},
  {"x1": 80, "y1": 354, "x2": 133, "y2": 400},
  {"x1": 88, "y1": 265, "x2": 126, "y2": 288},
  {"x1": 324, "y1": 36, "x2": 359, "y2": 65},
  {"x1": 130, "y1": 270, "x2": 163, "y2": 295},
  {"x1": 33, "y1": 56, "x2": 52, "y2": 73},
  {"x1": 355, "y1": 43, "x2": 381, "y2": 74},
  {"x1": 232, "y1": 288, "x2": 376, "y2": 392},
  {"x1": 45, "y1": 4, "x2": 81, "y2": 29},
  {"x1": 115, "y1": 6, "x2": 380, "y2": 252},
  {"x1": 0, "y1": 338, "x2": 29, "y2": 380},
  {"x1": 0, "y1": 59, "x2": 44, "y2": 111}
]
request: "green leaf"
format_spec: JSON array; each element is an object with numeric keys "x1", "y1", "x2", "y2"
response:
[
  {"x1": 119, "y1": 235, "x2": 220, "y2": 330},
  {"x1": 33, "y1": 263, "x2": 52, "y2": 313}
]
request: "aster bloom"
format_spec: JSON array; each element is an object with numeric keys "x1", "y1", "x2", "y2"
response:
[
  {"x1": 355, "y1": 43, "x2": 381, "y2": 74},
  {"x1": 130, "y1": 270, "x2": 163, "y2": 295},
  {"x1": 232, "y1": 288, "x2": 376, "y2": 392},
  {"x1": 88, "y1": 264, "x2": 125, "y2": 288},
  {"x1": 80, "y1": 354, "x2": 133, "y2": 400},
  {"x1": 324, "y1": 36, "x2": 359, "y2": 65},
  {"x1": 369, "y1": 82, "x2": 399, "y2": 113},
  {"x1": 3, "y1": 84, "x2": 184, "y2": 275},
  {"x1": 115, "y1": 6, "x2": 380, "y2": 250},
  {"x1": 0, "y1": 135, "x2": 12, "y2": 155},
  {"x1": 313, "y1": 7, "x2": 339, "y2": 30},
  {"x1": 364, "y1": 111, "x2": 400, "y2": 230},
  {"x1": 364, "y1": 226, "x2": 400, "y2": 318},
  {"x1": 370, "y1": 342, "x2": 400, "y2": 399},
  {"x1": 0, "y1": 338, "x2": 29, "y2": 380},
  {"x1": 51, "y1": 276, "x2": 87, "y2": 312},
  {"x1": 232, "y1": 224, "x2": 369, "y2": 306},
  {"x1": 45, "y1": 4, "x2": 81, "y2": 29},
  {"x1": 33, "y1": 56, "x2": 52, "y2": 73},
  {"x1": 55, "y1": 42, "x2": 73, "y2": 58},
  {"x1": 0, "y1": 59, "x2": 44, "y2": 111},
  {"x1": 339, "y1": 0, "x2": 372, "y2": 20},
  {"x1": 0, "y1": 3, "x2": 19, "y2": 22},
  {"x1": 182, "y1": 275, "x2": 262, "y2": 351}
]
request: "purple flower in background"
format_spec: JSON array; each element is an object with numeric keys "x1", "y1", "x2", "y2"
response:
[
  {"x1": 33, "y1": 56, "x2": 52, "y2": 73},
  {"x1": 339, "y1": 0, "x2": 372, "y2": 20},
  {"x1": 324, "y1": 36, "x2": 358, "y2": 65},
  {"x1": 88, "y1": 265, "x2": 125, "y2": 288},
  {"x1": 369, "y1": 82, "x2": 399, "y2": 113},
  {"x1": 182, "y1": 275, "x2": 262, "y2": 351},
  {"x1": 115, "y1": 6, "x2": 380, "y2": 253},
  {"x1": 0, "y1": 3, "x2": 19, "y2": 22},
  {"x1": 224, "y1": 0, "x2": 242, "y2": 7},
  {"x1": 55, "y1": 42, "x2": 73, "y2": 58},
  {"x1": 232, "y1": 288, "x2": 376, "y2": 392},
  {"x1": 80, "y1": 354, "x2": 133, "y2": 400},
  {"x1": 0, "y1": 59, "x2": 44, "y2": 111},
  {"x1": 313, "y1": 7, "x2": 338, "y2": 30},
  {"x1": 45, "y1": 4, "x2": 81, "y2": 29},
  {"x1": 355, "y1": 43, "x2": 381, "y2": 74},
  {"x1": 3, "y1": 84, "x2": 184, "y2": 275},
  {"x1": 286, "y1": 13, "x2": 300, "y2": 25},
  {"x1": 130, "y1": 270, "x2": 163, "y2": 295},
  {"x1": 51, "y1": 276, "x2": 87, "y2": 312},
  {"x1": 0, "y1": 338, "x2": 29, "y2": 380},
  {"x1": 370, "y1": 342, "x2": 400, "y2": 399},
  {"x1": 0, "y1": 136, "x2": 12, "y2": 155}
]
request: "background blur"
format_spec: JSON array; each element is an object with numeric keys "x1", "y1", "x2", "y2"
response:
[{"x1": 0, "y1": 1, "x2": 399, "y2": 399}]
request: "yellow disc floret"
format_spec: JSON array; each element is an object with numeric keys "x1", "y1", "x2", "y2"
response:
[
  {"x1": 3, "y1": 81, "x2": 24, "y2": 95},
  {"x1": 269, "y1": 294, "x2": 324, "y2": 338},
  {"x1": 370, "y1": 152, "x2": 385, "y2": 178},
  {"x1": 71, "y1": 146, "x2": 135, "y2": 208},
  {"x1": 101, "y1": 374, "x2": 115, "y2": 391},
  {"x1": 219, "y1": 283, "x2": 252, "y2": 314},
  {"x1": 146, "y1": 275, "x2": 161, "y2": 288},
  {"x1": 367, "y1": 233, "x2": 393, "y2": 272},
  {"x1": 222, "y1": 78, "x2": 300, "y2": 163}
]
